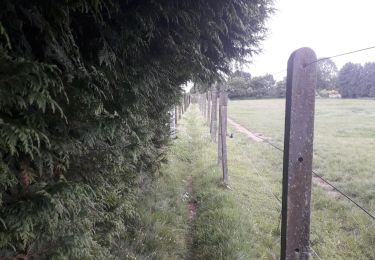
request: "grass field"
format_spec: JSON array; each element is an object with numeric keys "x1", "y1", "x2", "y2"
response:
[
  {"x1": 128, "y1": 101, "x2": 375, "y2": 259},
  {"x1": 228, "y1": 98, "x2": 375, "y2": 259}
]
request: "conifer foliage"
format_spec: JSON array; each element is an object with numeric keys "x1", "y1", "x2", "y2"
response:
[{"x1": 0, "y1": 0, "x2": 272, "y2": 258}]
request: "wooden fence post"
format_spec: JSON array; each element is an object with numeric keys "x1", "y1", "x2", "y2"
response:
[
  {"x1": 280, "y1": 47, "x2": 317, "y2": 260},
  {"x1": 217, "y1": 90, "x2": 222, "y2": 165},
  {"x1": 210, "y1": 86, "x2": 218, "y2": 142}
]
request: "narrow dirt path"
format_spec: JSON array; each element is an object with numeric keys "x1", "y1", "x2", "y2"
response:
[
  {"x1": 186, "y1": 175, "x2": 197, "y2": 220},
  {"x1": 227, "y1": 118, "x2": 266, "y2": 142},
  {"x1": 228, "y1": 117, "x2": 339, "y2": 197},
  {"x1": 311, "y1": 176, "x2": 340, "y2": 197}
]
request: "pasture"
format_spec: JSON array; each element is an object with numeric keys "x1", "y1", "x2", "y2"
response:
[{"x1": 227, "y1": 98, "x2": 375, "y2": 258}]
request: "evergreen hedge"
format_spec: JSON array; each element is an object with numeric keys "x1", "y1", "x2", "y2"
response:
[{"x1": 0, "y1": 0, "x2": 272, "y2": 258}]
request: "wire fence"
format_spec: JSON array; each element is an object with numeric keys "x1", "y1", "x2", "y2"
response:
[
  {"x1": 235, "y1": 123, "x2": 375, "y2": 221},
  {"x1": 271, "y1": 44, "x2": 375, "y2": 78},
  {"x1": 194, "y1": 44, "x2": 375, "y2": 259},
  {"x1": 230, "y1": 120, "x2": 324, "y2": 259},
  {"x1": 241, "y1": 44, "x2": 375, "y2": 222}
]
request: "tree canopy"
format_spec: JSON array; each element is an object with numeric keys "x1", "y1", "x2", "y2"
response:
[
  {"x1": 0, "y1": 0, "x2": 273, "y2": 258},
  {"x1": 317, "y1": 58, "x2": 338, "y2": 90}
]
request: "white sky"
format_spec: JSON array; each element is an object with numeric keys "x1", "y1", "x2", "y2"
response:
[{"x1": 246, "y1": 0, "x2": 375, "y2": 80}]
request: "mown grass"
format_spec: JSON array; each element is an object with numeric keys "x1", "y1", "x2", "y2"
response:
[{"x1": 228, "y1": 98, "x2": 375, "y2": 259}]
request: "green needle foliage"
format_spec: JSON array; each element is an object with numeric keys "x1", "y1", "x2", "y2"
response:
[{"x1": 0, "y1": 0, "x2": 272, "y2": 258}]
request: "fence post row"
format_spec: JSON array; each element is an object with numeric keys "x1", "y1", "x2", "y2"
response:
[
  {"x1": 193, "y1": 87, "x2": 228, "y2": 185},
  {"x1": 219, "y1": 91, "x2": 229, "y2": 185},
  {"x1": 281, "y1": 47, "x2": 317, "y2": 260}
]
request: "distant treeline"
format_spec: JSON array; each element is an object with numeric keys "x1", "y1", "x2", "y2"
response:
[
  {"x1": 227, "y1": 71, "x2": 285, "y2": 99},
  {"x1": 227, "y1": 60, "x2": 375, "y2": 99},
  {"x1": 339, "y1": 62, "x2": 375, "y2": 98}
]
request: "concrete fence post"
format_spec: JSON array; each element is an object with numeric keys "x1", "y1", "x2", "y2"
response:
[
  {"x1": 207, "y1": 91, "x2": 211, "y2": 126},
  {"x1": 210, "y1": 86, "x2": 218, "y2": 142},
  {"x1": 280, "y1": 47, "x2": 317, "y2": 260},
  {"x1": 217, "y1": 90, "x2": 223, "y2": 165},
  {"x1": 203, "y1": 93, "x2": 207, "y2": 119},
  {"x1": 170, "y1": 109, "x2": 176, "y2": 138},
  {"x1": 219, "y1": 92, "x2": 229, "y2": 185}
]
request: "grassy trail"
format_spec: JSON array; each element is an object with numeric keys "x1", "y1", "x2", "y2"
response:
[{"x1": 128, "y1": 106, "x2": 283, "y2": 259}]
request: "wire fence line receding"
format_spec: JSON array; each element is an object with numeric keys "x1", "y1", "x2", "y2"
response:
[{"x1": 270, "y1": 44, "x2": 375, "y2": 77}]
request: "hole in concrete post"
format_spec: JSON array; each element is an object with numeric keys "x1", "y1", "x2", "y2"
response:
[
  {"x1": 298, "y1": 157, "x2": 303, "y2": 163},
  {"x1": 295, "y1": 248, "x2": 300, "y2": 253}
]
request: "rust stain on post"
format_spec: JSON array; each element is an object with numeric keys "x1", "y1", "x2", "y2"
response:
[{"x1": 281, "y1": 48, "x2": 317, "y2": 260}]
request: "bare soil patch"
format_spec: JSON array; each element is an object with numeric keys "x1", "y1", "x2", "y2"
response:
[
  {"x1": 312, "y1": 176, "x2": 340, "y2": 198},
  {"x1": 227, "y1": 118, "x2": 268, "y2": 142},
  {"x1": 186, "y1": 175, "x2": 197, "y2": 220}
]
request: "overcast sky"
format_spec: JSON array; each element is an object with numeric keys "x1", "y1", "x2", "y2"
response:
[{"x1": 246, "y1": 0, "x2": 375, "y2": 80}]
